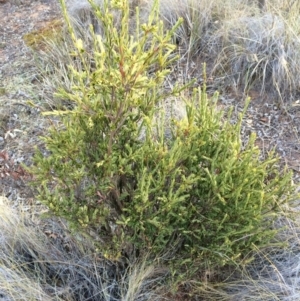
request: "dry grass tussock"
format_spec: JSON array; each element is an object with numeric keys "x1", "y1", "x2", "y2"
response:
[{"x1": 210, "y1": 7, "x2": 300, "y2": 97}]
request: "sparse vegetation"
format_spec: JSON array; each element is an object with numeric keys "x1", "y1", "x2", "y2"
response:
[{"x1": 2, "y1": 0, "x2": 300, "y2": 300}]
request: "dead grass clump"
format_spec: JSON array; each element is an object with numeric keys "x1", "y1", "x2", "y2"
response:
[
  {"x1": 150, "y1": 0, "x2": 255, "y2": 60},
  {"x1": 211, "y1": 11, "x2": 300, "y2": 97}
]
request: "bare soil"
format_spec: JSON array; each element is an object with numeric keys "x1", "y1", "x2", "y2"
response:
[{"x1": 0, "y1": 0, "x2": 61, "y2": 205}]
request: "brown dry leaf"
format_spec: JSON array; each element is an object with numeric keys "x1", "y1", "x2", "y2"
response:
[
  {"x1": 0, "y1": 150, "x2": 9, "y2": 161},
  {"x1": 259, "y1": 116, "x2": 269, "y2": 123},
  {"x1": 11, "y1": 171, "x2": 21, "y2": 180}
]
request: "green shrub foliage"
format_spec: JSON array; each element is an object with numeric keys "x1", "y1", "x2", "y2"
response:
[{"x1": 31, "y1": 0, "x2": 296, "y2": 273}]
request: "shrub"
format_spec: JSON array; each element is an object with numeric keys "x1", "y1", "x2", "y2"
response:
[{"x1": 30, "y1": 0, "x2": 296, "y2": 277}]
